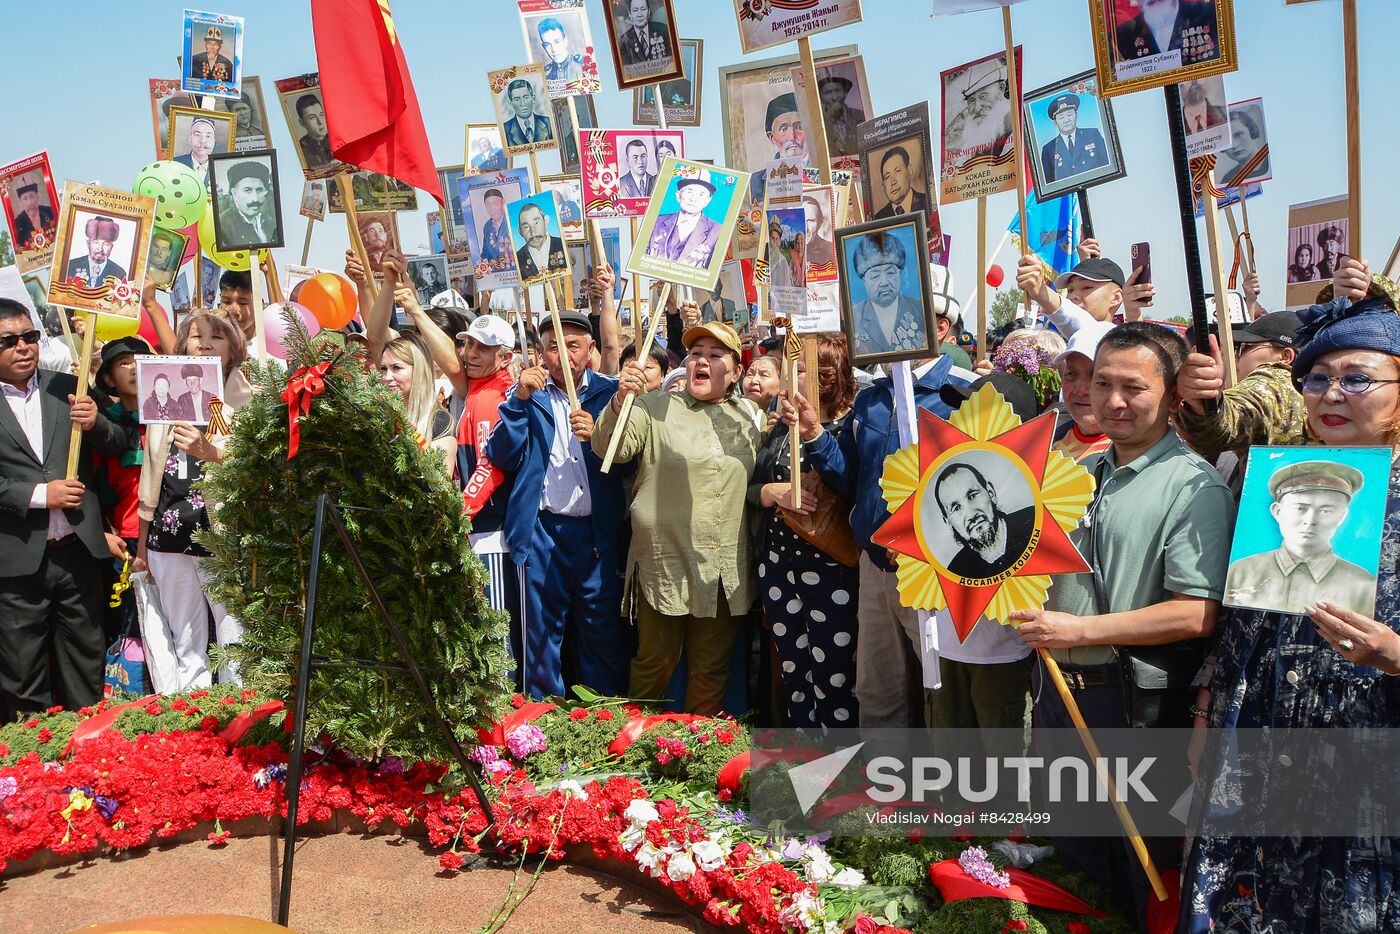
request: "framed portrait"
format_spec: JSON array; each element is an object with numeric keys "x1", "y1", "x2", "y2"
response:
[
  {"x1": 461, "y1": 167, "x2": 533, "y2": 290},
  {"x1": 1089, "y1": 0, "x2": 1239, "y2": 99},
  {"x1": 181, "y1": 9, "x2": 243, "y2": 99},
  {"x1": 1225, "y1": 447, "x2": 1390, "y2": 617},
  {"x1": 166, "y1": 106, "x2": 236, "y2": 183},
  {"x1": 149, "y1": 79, "x2": 197, "y2": 160},
  {"x1": 328, "y1": 170, "x2": 418, "y2": 213},
  {"x1": 464, "y1": 123, "x2": 511, "y2": 176},
  {"x1": 48, "y1": 182, "x2": 156, "y2": 318},
  {"x1": 274, "y1": 74, "x2": 351, "y2": 180},
  {"x1": 1285, "y1": 195, "x2": 1348, "y2": 307},
  {"x1": 857, "y1": 102, "x2": 943, "y2": 250},
  {"x1": 634, "y1": 39, "x2": 703, "y2": 127},
  {"x1": 407, "y1": 255, "x2": 451, "y2": 306},
  {"x1": 146, "y1": 227, "x2": 190, "y2": 292},
  {"x1": 758, "y1": 158, "x2": 807, "y2": 320},
  {"x1": 836, "y1": 214, "x2": 935, "y2": 367},
  {"x1": 1022, "y1": 70, "x2": 1127, "y2": 201},
  {"x1": 581, "y1": 129, "x2": 686, "y2": 219},
  {"x1": 507, "y1": 191, "x2": 572, "y2": 287},
  {"x1": 565, "y1": 243, "x2": 590, "y2": 309},
  {"x1": 1180, "y1": 75, "x2": 1232, "y2": 158},
  {"x1": 356, "y1": 212, "x2": 400, "y2": 282},
  {"x1": 732, "y1": 0, "x2": 862, "y2": 55},
  {"x1": 553, "y1": 94, "x2": 597, "y2": 176},
  {"x1": 602, "y1": 0, "x2": 684, "y2": 91},
  {"x1": 627, "y1": 157, "x2": 749, "y2": 291},
  {"x1": 1216, "y1": 97, "x2": 1271, "y2": 189},
  {"x1": 540, "y1": 174, "x2": 585, "y2": 242},
  {"x1": 426, "y1": 211, "x2": 445, "y2": 254},
  {"x1": 222, "y1": 76, "x2": 270, "y2": 151},
  {"x1": 789, "y1": 54, "x2": 872, "y2": 172},
  {"x1": 172, "y1": 257, "x2": 221, "y2": 314},
  {"x1": 447, "y1": 258, "x2": 476, "y2": 305},
  {"x1": 0, "y1": 151, "x2": 60, "y2": 276},
  {"x1": 299, "y1": 180, "x2": 327, "y2": 221},
  {"x1": 939, "y1": 48, "x2": 1022, "y2": 207},
  {"x1": 518, "y1": 0, "x2": 601, "y2": 98},
  {"x1": 209, "y1": 149, "x2": 284, "y2": 252},
  {"x1": 489, "y1": 64, "x2": 559, "y2": 157},
  {"x1": 135, "y1": 354, "x2": 224, "y2": 426},
  {"x1": 437, "y1": 164, "x2": 473, "y2": 258}
]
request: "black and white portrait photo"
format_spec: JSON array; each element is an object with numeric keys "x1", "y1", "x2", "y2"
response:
[
  {"x1": 924, "y1": 451, "x2": 1039, "y2": 583},
  {"x1": 209, "y1": 150, "x2": 284, "y2": 252}
]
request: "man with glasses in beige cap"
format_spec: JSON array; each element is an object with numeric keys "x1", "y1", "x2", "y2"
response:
[{"x1": 1225, "y1": 460, "x2": 1377, "y2": 616}]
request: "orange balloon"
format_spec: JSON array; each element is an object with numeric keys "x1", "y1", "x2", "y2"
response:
[{"x1": 294, "y1": 273, "x2": 358, "y2": 330}]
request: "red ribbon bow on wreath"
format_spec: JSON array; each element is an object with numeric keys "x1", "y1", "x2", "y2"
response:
[{"x1": 280, "y1": 361, "x2": 332, "y2": 459}]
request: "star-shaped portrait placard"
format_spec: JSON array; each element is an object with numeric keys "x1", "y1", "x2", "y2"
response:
[{"x1": 873, "y1": 384, "x2": 1096, "y2": 642}]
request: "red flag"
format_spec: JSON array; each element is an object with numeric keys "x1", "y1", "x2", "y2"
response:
[{"x1": 310, "y1": 0, "x2": 443, "y2": 205}]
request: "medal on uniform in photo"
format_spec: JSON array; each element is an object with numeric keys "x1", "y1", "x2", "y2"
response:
[{"x1": 872, "y1": 384, "x2": 1095, "y2": 641}]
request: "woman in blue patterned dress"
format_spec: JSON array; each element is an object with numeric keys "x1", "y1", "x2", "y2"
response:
[{"x1": 1181, "y1": 290, "x2": 1400, "y2": 931}]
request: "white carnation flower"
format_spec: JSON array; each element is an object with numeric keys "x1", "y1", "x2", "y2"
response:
[
  {"x1": 618, "y1": 823, "x2": 645, "y2": 853},
  {"x1": 624, "y1": 799, "x2": 660, "y2": 826},
  {"x1": 829, "y1": 867, "x2": 866, "y2": 888},
  {"x1": 690, "y1": 838, "x2": 727, "y2": 872},
  {"x1": 666, "y1": 850, "x2": 697, "y2": 881}
]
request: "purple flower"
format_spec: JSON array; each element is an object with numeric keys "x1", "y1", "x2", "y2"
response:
[
  {"x1": 468, "y1": 744, "x2": 501, "y2": 765},
  {"x1": 186, "y1": 491, "x2": 206, "y2": 510},
  {"x1": 375, "y1": 756, "x2": 404, "y2": 776},
  {"x1": 504, "y1": 724, "x2": 548, "y2": 759},
  {"x1": 159, "y1": 509, "x2": 180, "y2": 533},
  {"x1": 780, "y1": 837, "x2": 807, "y2": 860},
  {"x1": 164, "y1": 453, "x2": 180, "y2": 476},
  {"x1": 731, "y1": 808, "x2": 748, "y2": 825},
  {"x1": 483, "y1": 759, "x2": 512, "y2": 777},
  {"x1": 94, "y1": 795, "x2": 119, "y2": 820},
  {"x1": 0, "y1": 776, "x2": 16, "y2": 801},
  {"x1": 957, "y1": 845, "x2": 1010, "y2": 889}
]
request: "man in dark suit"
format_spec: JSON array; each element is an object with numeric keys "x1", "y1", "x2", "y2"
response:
[
  {"x1": 934, "y1": 462, "x2": 1036, "y2": 581},
  {"x1": 1039, "y1": 93, "x2": 1109, "y2": 183},
  {"x1": 503, "y1": 79, "x2": 554, "y2": 147},
  {"x1": 514, "y1": 203, "x2": 568, "y2": 281},
  {"x1": 618, "y1": 139, "x2": 656, "y2": 199},
  {"x1": 872, "y1": 146, "x2": 929, "y2": 220},
  {"x1": 12, "y1": 183, "x2": 55, "y2": 251},
  {"x1": 1115, "y1": 0, "x2": 1220, "y2": 67},
  {"x1": 0, "y1": 299, "x2": 127, "y2": 718},
  {"x1": 618, "y1": 0, "x2": 671, "y2": 66},
  {"x1": 65, "y1": 216, "x2": 128, "y2": 287},
  {"x1": 189, "y1": 25, "x2": 234, "y2": 83},
  {"x1": 217, "y1": 160, "x2": 277, "y2": 248}
]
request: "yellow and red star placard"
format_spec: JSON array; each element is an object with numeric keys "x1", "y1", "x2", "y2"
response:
[{"x1": 873, "y1": 384, "x2": 1096, "y2": 642}]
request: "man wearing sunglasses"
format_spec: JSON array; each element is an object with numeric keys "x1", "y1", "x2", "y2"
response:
[
  {"x1": 0, "y1": 298, "x2": 128, "y2": 721},
  {"x1": 1177, "y1": 309, "x2": 1308, "y2": 478}
]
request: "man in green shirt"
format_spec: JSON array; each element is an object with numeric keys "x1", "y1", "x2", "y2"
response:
[{"x1": 1009, "y1": 322, "x2": 1235, "y2": 929}]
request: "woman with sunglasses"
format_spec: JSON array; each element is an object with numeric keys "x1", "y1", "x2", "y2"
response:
[
  {"x1": 1181, "y1": 260, "x2": 1400, "y2": 931},
  {"x1": 133, "y1": 310, "x2": 251, "y2": 691}
]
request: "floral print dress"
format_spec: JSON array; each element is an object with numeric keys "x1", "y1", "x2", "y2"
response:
[
  {"x1": 1180, "y1": 470, "x2": 1400, "y2": 932},
  {"x1": 146, "y1": 449, "x2": 211, "y2": 558}
]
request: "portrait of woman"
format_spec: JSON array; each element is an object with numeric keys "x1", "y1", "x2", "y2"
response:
[
  {"x1": 142, "y1": 374, "x2": 177, "y2": 422},
  {"x1": 1288, "y1": 243, "x2": 1318, "y2": 284}
]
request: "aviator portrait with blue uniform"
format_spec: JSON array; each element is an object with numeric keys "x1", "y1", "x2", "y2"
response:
[{"x1": 1039, "y1": 93, "x2": 1108, "y2": 184}]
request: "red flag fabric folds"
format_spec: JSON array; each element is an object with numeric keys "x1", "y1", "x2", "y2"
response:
[{"x1": 310, "y1": 0, "x2": 443, "y2": 204}]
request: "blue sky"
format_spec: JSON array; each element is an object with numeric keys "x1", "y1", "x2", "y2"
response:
[{"x1": 1, "y1": 0, "x2": 1393, "y2": 324}]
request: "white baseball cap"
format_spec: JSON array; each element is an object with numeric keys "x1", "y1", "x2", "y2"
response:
[
  {"x1": 1053, "y1": 320, "x2": 1117, "y2": 366},
  {"x1": 928, "y1": 263, "x2": 961, "y2": 328},
  {"x1": 457, "y1": 314, "x2": 516, "y2": 351}
]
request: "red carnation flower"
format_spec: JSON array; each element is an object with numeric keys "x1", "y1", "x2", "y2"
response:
[
  {"x1": 569, "y1": 708, "x2": 589, "y2": 721},
  {"x1": 37, "y1": 728, "x2": 52, "y2": 744},
  {"x1": 23, "y1": 717, "x2": 38, "y2": 729},
  {"x1": 1066, "y1": 923, "x2": 1091, "y2": 934},
  {"x1": 207, "y1": 829, "x2": 230, "y2": 846},
  {"x1": 510, "y1": 694, "x2": 527, "y2": 709},
  {"x1": 1002, "y1": 922, "x2": 1029, "y2": 933},
  {"x1": 143, "y1": 702, "x2": 162, "y2": 716},
  {"x1": 597, "y1": 710, "x2": 614, "y2": 721},
  {"x1": 45, "y1": 705, "x2": 63, "y2": 715},
  {"x1": 438, "y1": 849, "x2": 464, "y2": 871},
  {"x1": 190, "y1": 690, "x2": 210, "y2": 699},
  {"x1": 717, "y1": 788, "x2": 733, "y2": 802},
  {"x1": 0, "y1": 743, "x2": 9, "y2": 756},
  {"x1": 200, "y1": 716, "x2": 220, "y2": 732}
]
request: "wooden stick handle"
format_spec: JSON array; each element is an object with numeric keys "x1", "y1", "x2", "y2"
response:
[
  {"x1": 1201, "y1": 167, "x2": 1237, "y2": 385},
  {"x1": 263, "y1": 250, "x2": 285, "y2": 305},
  {"x1": 798, "y1": 37, "x2": 833, "y2": 185},
  {"x1": 600, "y1": 281, "x2": 671, "y2": 474},
  {"x1": 653, "y1": 84, "x2": 668, "y2": 131},
  {"x1": 1037, "y1": 649, "x2": 1169, "y2": 902},
  {"x1": 543, "y1": 278, "x2": 579, "y2": 410},
  {"x1": 1343, "y1": 0, "x2": 1362, "y2": 258},
  {"x1": 301, "y1": 217, "x2": 315, "y2": 266},
  {"x1": 1002, "y1": 8, "x2": 1030, "y2": 316},
  {"x1": 977, "y1": 197, "x2": 988, "y2": 361},
  {"x1": 66, "y1": 314, "x2": 98, "y2": 480},
  {"x1": 336, "y1": 175, "x2": 378, "y2": 305}
]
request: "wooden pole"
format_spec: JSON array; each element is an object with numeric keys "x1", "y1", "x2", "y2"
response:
[
  {"x1": 193, "y1": 242, "x2": 204, "y2": 308},
  {"x1": 65, "y1": 313, "x2": 98, "y2": 480},
  {"x1": 249, "y1": 252, "x2": 267, "y2": 361},
  {"x1": 1002, "y1": 7, "x2": 1030, "y2": 317},
  {"x1": 1037, "y1": 648, "x2": 1169, "y2": 902},
  {"x1": 630, "y1": 218, "x2": 642, "y2": 346},
  {"x1": 654, "y1": 84, "x2": 669, "y2": 131},
  {"x1": 1343, "y1": 0, "x2": 1362, "y2": 258},
  {"x1": 1201, "y1": 167, "x2": 1237, "y2": 386},
  {"x1": 601, "y1": 281, "x2": 672, "y2": 473},
  {"x1": 795, "y1": 36, "x2": 828, "y2": 405},
  {"x1": 335, "y1": 174, "x2": 378, "y2": 305},
  {"x1": 977, "y1": 197, "x2": 988, "y2": 360},
  {"x1": 528, "y1": 150, "x2": 539, "y2": 190},
  {"x1": 542, "y1": 276, "x2": 579, "y2": 410},
  {"x1": 300, "y1": 217, "x2": 316, "y2": 266}
]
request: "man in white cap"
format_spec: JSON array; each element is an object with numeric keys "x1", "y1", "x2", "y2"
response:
[
  {"x1": 929, "y1": 263, "x2": 973, "y2": 370},
  {"x1": 944, "y1": 58, "x2": 1012, "y2": 168},
  {"x1": 1051, "y1": 320, "x2": 1116, "y2": 463}
]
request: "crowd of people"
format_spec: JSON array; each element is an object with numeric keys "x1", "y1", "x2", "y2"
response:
[{"x1": 3, "y1": 225, "x2": 1400, "y2": 929}]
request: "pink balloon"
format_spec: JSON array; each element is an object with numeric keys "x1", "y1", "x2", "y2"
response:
[
  {"x1": 178, "y1": 222, "x2": 199, "y2": 265},
  {"x1": 261, "y1": 301, "x2": 321, "y2": 360},
  {"x1": 985, "y1": 264, "x2": 1005, "y2": 288}
]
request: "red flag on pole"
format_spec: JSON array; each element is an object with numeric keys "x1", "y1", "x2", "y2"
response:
[{"x1": 310, "y1": 0, "x2": 443, "y2": 205}]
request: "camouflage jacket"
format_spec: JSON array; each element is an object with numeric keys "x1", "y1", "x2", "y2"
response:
[{"x1": 1177, "y1": 361, "x2": 1308, "y2": 462}]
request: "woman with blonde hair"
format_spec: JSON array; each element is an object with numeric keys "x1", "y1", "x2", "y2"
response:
[
  {"x1": 378, "y1": 330, "x2": 456, "y2": 470},
  {"x1": 133, "y1": 309, "x2": 251, "y2": 690}
]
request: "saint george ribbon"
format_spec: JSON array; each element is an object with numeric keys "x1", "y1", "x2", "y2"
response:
[
  {"x1": 281, "y1": 361, "x2": 332, "y2": 459},
  {"x1": 1189, "y1": 154, "x2": 1225, "y2": 199},
  {"x1": 203, "y1": 396, "x2": 232, "y2": 442}
]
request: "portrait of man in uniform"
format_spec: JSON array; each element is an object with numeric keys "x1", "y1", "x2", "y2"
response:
[
  {"x1": 189, "y1": 25, "x2": 233, "y2": 83},
  {"x1": 537, "y1": 16, "x2": 586, "y2": 85},
  {"x1": 932, "y1": 461, "x2": 1037, "y2": 581},
  {"x1": 294, "y1": 93, "x2": 335, "y2": 171},
  {"x1": 469, "y1": 132, "x2": 507, "y2": 173},
  {"x1": 11, "y1": 179, "x2": 55, "y2": 251},
  {"x1": 146, "y1": 229, "x2": 185, "y2": 290},
  {"x1": 817, "y1": 66, "x2": 865, "y2": 159},
  {"x1": 1039, "y1": 93, "x2": 1108, "y2": 184},
  {"x1": 1114, "y1": 0, "x2": 1221, "y2": 68},
  {"x1": 645, "y1": 172, "x2": 722, "y2": 268},
  {"x1": 618, "y1": 0, "x2": 672, "y2": 66},
  {"x1": 511, "y1": 201, "x2": 569, "y2": 284},
  {"x1": 476, "y1": 189, "x2": 514, "y2": 267},
  {"x1": 1225, "y1": 460, "x2": 1379, "y2": 617}
]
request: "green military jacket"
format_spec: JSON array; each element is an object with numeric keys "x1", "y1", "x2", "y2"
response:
[{"x1": 1177, "y1": 361, "x2": 1308, "y2": 463}]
